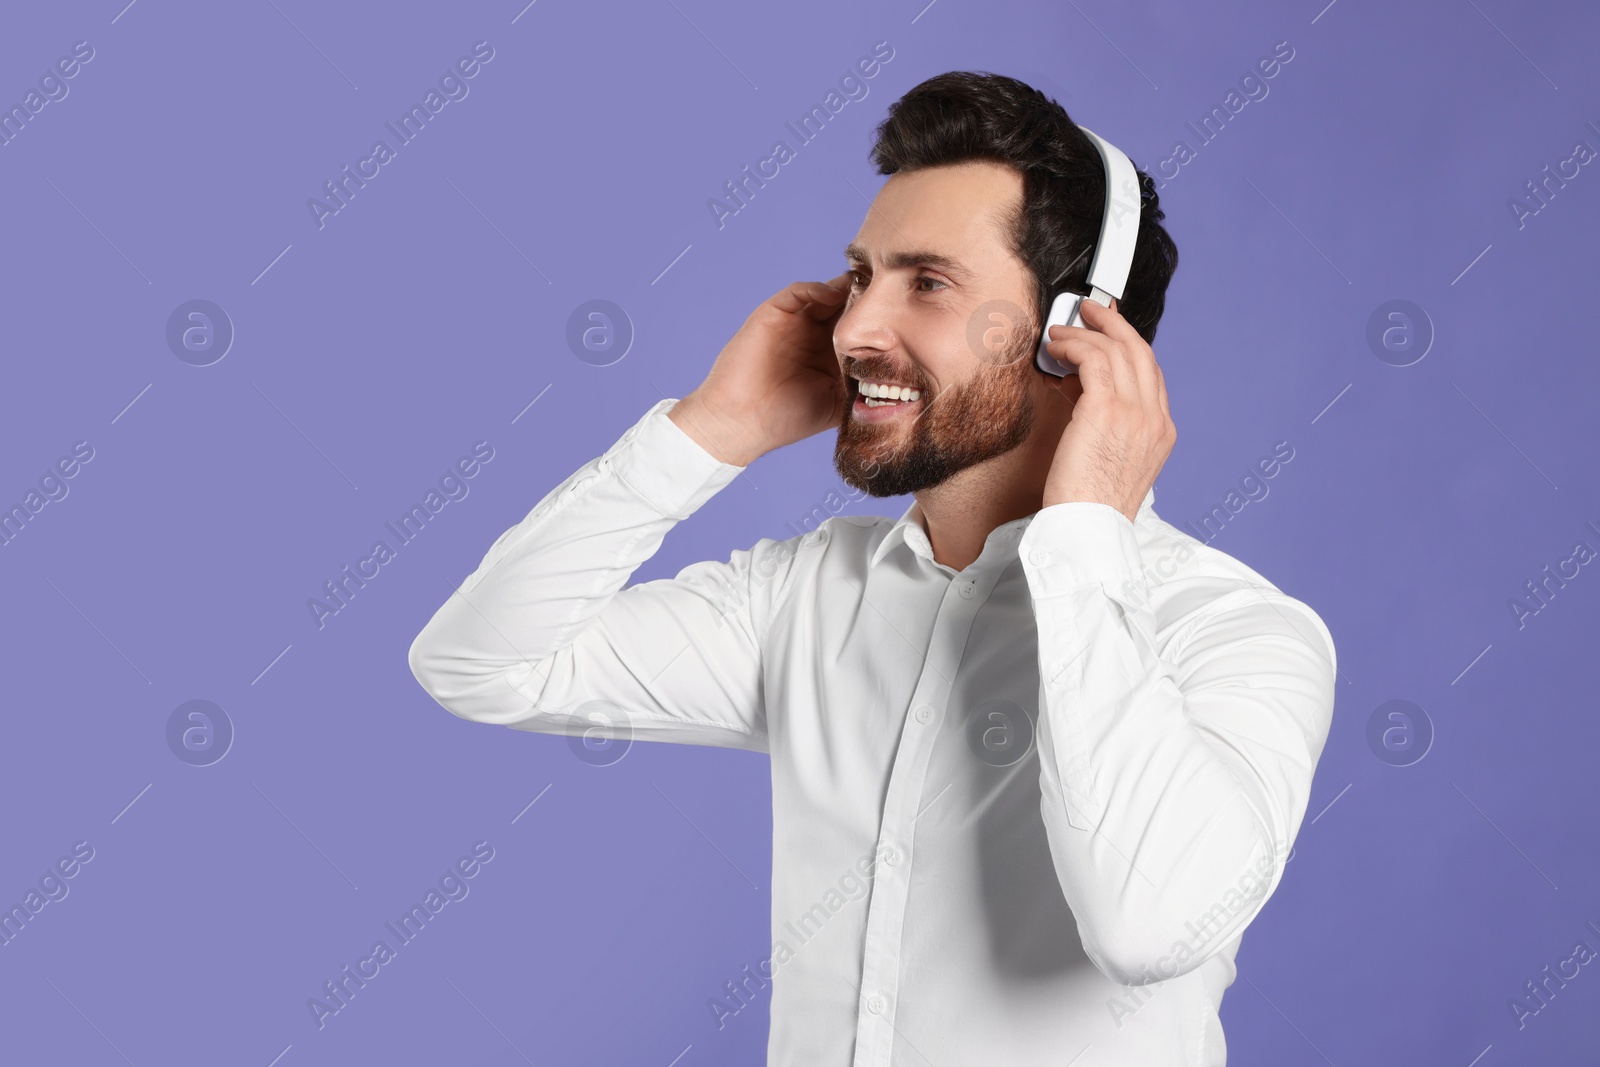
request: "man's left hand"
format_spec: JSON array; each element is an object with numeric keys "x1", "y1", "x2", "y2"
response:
[{"x1": 1039, "y1": 296, "x2": 1176, "y2": 523}]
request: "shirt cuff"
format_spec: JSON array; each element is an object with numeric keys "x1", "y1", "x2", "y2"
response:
[
  {"x1": 1017, "y1": 501, "x2": 1144, "y2": 601},
  {"x1": 607, "y1": 398, "x2": 747, "y2": 520}
]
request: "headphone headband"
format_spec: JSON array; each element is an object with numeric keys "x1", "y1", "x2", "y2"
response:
[
  {"x1": 1033, "y1": 124, "x2": 1144, "y2": 377},
  {"x1": 1075, "y1": 125, "x2": 1142, "y2": 306}
]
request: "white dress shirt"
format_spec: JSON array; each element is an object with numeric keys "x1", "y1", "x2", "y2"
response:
[{"x1": 408, "y1": 397, "x2": 1337, "y2": 1067}]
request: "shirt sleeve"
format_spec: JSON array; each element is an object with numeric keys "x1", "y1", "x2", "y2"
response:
[
  {"x1": 407, "y1": 397, "x2": 777, "y2": 754},
  {"x1": 1017, "y1": 501, "x2": 1337, "y2": 987}
]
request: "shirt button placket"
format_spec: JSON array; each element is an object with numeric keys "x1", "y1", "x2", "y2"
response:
[{"x1": 850, "y1": 573, "x2": 989, "y2": 1066}]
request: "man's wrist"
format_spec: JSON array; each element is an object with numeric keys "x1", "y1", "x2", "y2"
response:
[
  {"x1": 667, "y1": 395, "x2": 765, "y2": 468},
  {"x1": 1041, "y1": 485, "x2": 1136, "y2": 524}
]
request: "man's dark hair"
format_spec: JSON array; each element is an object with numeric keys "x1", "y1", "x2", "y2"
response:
[{"x1": 869, "y1": 71, "x2": 1178, "y2": 346}]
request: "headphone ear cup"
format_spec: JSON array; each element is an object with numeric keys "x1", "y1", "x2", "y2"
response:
[{"x1": 1035, "y1": 292, "x2": 1083, "y2": 377}]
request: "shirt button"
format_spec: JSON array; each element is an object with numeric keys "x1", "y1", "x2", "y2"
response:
[
  {"x1": 1030, "y1": 547, "x2": 1051, "y2": 565},
  {"x1": 882, "y1": 846, "x2": 900, "y2": 866},
  {"x1": 866, "y1": 994, "x2": 887, "y2": 1014},
  {"x1": 914, "y1": 705, "x2": 933, "y2": 724},
  {"x1": 957, "y1": 580, "x2": 976, "y2": 599}
]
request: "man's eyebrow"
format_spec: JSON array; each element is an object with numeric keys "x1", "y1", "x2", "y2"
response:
[{"x1": 843, "y1": 242, "x2": 975, "y2": 281}]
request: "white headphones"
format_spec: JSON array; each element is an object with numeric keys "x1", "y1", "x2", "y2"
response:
[{"x1": 1033, "y1": 125, "x2": 1143, "y2": 377}]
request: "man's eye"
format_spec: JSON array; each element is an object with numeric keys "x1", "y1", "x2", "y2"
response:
[{"x1": 844, "y1": 271, "x2": 945, "y2": 292}]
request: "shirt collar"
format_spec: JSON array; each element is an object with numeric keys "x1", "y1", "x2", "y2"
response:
[{"x1": 868, "y1": 485, "x2": 1156, "y2": 570}]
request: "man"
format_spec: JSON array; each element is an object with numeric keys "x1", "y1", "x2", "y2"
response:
[{"x1": 409, "y1": 71, "x2": 1336, "y2": 1066}]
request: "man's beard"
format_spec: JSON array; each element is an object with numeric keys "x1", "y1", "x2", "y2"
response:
[{"x1": 833, "y1": 314, "x2": 1040, "y2": 499}]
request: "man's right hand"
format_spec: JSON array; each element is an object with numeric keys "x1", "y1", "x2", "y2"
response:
[{"x1": 668, "y1": 274, "x2": 854, "y2": 467}]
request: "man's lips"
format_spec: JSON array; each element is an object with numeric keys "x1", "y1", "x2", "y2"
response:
[{"x1": 851, "y1": 388, "x2": 925, "y2": 423}]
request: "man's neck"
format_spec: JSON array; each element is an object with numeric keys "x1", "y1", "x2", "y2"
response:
[{"x1": 913, "y1": 437, "x2": 1058, "y2": 573}]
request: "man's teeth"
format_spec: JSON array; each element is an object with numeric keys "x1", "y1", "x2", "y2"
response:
[{"x1": 858, "y1": 381, "x2": 921, "y2": 406}]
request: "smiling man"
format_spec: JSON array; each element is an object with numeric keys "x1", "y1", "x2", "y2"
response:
[
  {"x1": 409, "y1": 71, "x2": 1337, "y2": 1066},
  {"x1": 832, "y1": 161, "x2": 1066, "y2": 556}
]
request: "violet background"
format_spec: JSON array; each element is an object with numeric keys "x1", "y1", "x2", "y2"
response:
[{"x1": 2, "y1": 0, "x2": 1597, "y2": 1063}]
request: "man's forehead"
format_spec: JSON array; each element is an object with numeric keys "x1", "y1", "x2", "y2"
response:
[{"x1": 848, "y1": 164, "x2": 1021, "y2": 274}]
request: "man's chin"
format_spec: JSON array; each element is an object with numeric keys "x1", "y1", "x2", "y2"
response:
[
  {"x1": 841, "y1": 475, "x2": 906, "y2": 499},
  {"x1": 834, "y1": 438, "x2": 895, "y2": 498},
  {"x1": 834, "y1": 439, "x2": 929, "y2": 498}
]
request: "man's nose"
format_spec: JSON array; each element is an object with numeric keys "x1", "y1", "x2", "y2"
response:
[{"x1": 834, "y1": 279, "x2": 899, "y2": 353}]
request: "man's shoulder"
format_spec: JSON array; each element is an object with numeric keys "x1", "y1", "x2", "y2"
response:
[
  {"x1": 1135, "y1": 508, "x2": 1336, "y2": 665},
  {"x1": 729, "y1": 512, "x2": 901, "y2": 595},
  {"x1": 748, "y1": 512, "x2": 892, "y2": 561},
  {"x1": 1134, "y1": 509, "x2": 1281, "y2": 594},
  {"x1": 712, "y1": 514, "x2": 885, "y2": 625},
  {"x1": 732, "y1": 511, "x2": 890, "y2": 570}
]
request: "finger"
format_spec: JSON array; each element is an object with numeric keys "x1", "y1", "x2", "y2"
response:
[
  {"x1": 1079, "y1": 298, "x2": 1160, "y2": 412},
  {"x1": 1048, "y1": 324, "x2": 1134, "y2": 399},
  {"x1": 770, "y1": 279, "x2": 850, "y2": 321},
  {"x1": 1076, "y1": 295, "x2": 1143, "y2": 348},
  {"x1": 1075, "y1": 299, "x2": 1145, "y2": 393},
  {"x1": 809, "y1": 276, "x2": 854, "y2": 322}
]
